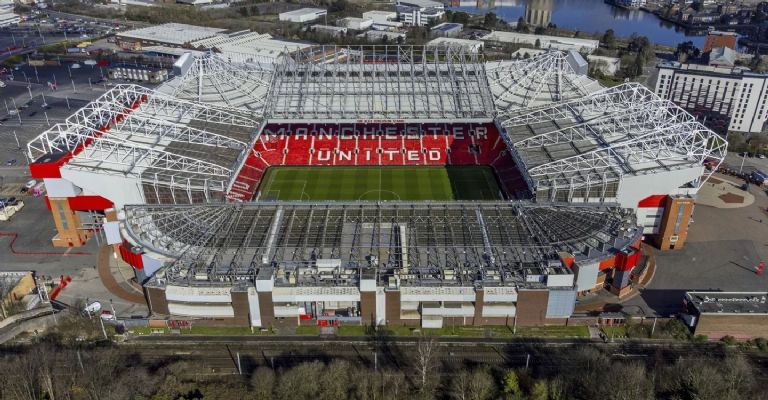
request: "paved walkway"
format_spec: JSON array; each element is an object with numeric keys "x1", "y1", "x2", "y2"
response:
[
  {"x1": 96, "y1": 246, "x2": 145, "y2": 304},
  {"x1": 696, "y1": 176, "x2": 754, "y2": 208}
]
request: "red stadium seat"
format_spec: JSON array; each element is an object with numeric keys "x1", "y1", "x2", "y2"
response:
[
  {"x1": 287, "y1": 134, "x2": 312, "y2": 165},
  {"x1": 357, "y1": 132, "x2": 380, "y2": 165},
  {"x1": 336, "y1": 134, "x2": 358, "y2": 165},
  {"x1": 312, "y1": 125, "x2": 338, "y2": 166},
  {"x1": 380, "y1": 123, "x2": 404, "y2": 165},
  {"x1": 245, "y1": 122, "x2": 526, "y2": 198}
]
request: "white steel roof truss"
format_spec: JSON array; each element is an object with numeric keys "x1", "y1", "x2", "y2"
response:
[{"x1": 528, "y1": 121, "x2": 721, "y2": 182}]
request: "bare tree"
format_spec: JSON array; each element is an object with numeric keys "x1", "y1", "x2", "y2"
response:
[
  {"x1": 413, "y1": 334, "x2": 440, "y2": 395},
  {"x1": 467, "y1": 368, "x2": 495, "y2": 400},
  {"x1": 450, "y1": 370, "x2": 473, "y2": 400},
  {"x1": 250, "y1": 366, "x2": 276, "y2": 400}
]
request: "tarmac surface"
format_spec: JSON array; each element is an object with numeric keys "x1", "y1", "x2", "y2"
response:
[{"x1": 623, "y1": 172, "x2": 768, "y2": 317}]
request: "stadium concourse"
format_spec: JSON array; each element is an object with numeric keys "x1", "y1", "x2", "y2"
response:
[{"x1": 27, "y1": 46, "x2": 727, "y2": 329}]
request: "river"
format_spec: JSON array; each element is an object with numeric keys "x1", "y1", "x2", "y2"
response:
[{"x1": 450, "y1": 0, "x2": 706, "y2": 48}]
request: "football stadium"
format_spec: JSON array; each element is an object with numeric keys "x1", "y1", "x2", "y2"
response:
[{"x1": 28, "y1": 46, "x2": 727, "y2": 328}]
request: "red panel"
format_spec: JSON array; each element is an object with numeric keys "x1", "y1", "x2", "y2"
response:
[
  {"x1": 44, "y1": 196, "x2": 51, "y2": 210},
  {"x1": 29, "y1": 95, "x2": 148, "y2": 180},
  {"x1": 67, "y1": 195, "x2": 114, "y2": 211},
  {"x1": 599, "y1": 257, "x2": 616, "y2": 271},
  {"x1": 638, "y1": 195, "x2": 668, "y2": 208},
  {"x1": 615, "y1": 247, "x2": 641, "y2": 272},
  {"x1": 119, "y1": 241, "x2": 144, "y2": 270},
  {"x1": 29, "y1": 161, "x2": 63, "y2": 179}
]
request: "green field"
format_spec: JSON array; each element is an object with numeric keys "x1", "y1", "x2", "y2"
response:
[{"x1": 255, "y1": 166, "x2": 502, "y2": 201}]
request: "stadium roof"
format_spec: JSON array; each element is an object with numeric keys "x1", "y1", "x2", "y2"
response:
[
  {"x1": 265, "y1": 46, "x2": 496, "y2": 121},
  {"x1": 158, "y1": 47, "x2": 596, "y2": 121},
  {"x1": 27, "y1": 47, "x2": 726, "y2": 210},
  {"x1": 125, "y1": 202, "x2": 640, "y2": 288},
  {"x1": 496, "y1": 83, "x2": 728, "y2": 200},
  {"x1": 160, "y1": 53, "x2": 275, "y2": 113},
  {"x1": 486, "y1": 51, "x2": 601, "y2": 111},
  {"x1": 27, "y1": 84, "x2": 260, "y2": 205}
]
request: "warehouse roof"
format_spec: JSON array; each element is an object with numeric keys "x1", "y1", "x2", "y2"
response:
[
  {"x1": 481, "y1": 31, "x2": 599, "y2": 52},
  {"x1": 686, "y1": 291, "x2": 768, "y2": 315},
  {"x1": 190, "y1": 31, "x2": 311, "y2": 62},
  {"x1": 396, "y1": 0, "x2": 443, "y2": 9},
  {"x1": 426, "y1": 37, "x2": 483, "y2": 50},
  {"x1": 279, "y1": 7, "x2": 327, "y2": 19},
  {"x1": 117, "y1": 23, "x2": 226, "y2": 46}
]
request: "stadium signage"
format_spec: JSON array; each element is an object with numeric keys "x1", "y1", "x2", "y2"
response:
[
  {"x1": 261, "y1": 123, "x2": 493, "y2": 163},
  {"x1": 262, "y1": 123, "x2": 489, "y2": 140}
]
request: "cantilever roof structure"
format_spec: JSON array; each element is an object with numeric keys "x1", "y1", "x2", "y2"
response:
[
  {"x1": 265, "y1": 45, "x2": 496, "y2": 120},
  {"x1": 486, "y1": 51, "x2": 602, "y2": 111},
  {"x1": 156, "y1": 47, "x2": 598, "y2": 120},
  {"x1": 125, "y1": 202, "x2": 640, "y2": 287},
  {"x1": 160, "y1": 54, "x2": 275, "y2": 114},
  {"x1": 27, "y1": 84, "x2": 260, "y2": 205},
  {"x1": 497, "y1": 83, "x2": 728, "y2": 202},
  {"x1": 27, "y1": 48, "x2": 728, "y2": 209}
]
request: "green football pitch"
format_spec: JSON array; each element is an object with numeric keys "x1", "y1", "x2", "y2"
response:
[{"x1": 255, "y1": 166, "x2": 503, "y2": 201}]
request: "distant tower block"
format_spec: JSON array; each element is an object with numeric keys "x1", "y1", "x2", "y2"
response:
[{"x1": 525, "y1": 0, "x2": 553, "y2": 27}]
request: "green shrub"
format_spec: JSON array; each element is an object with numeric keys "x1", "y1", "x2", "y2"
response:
[{"x1": 720, "y1": 335, "x2": 737, "y2": 346}]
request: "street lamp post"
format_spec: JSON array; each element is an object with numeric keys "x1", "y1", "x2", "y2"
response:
[{"x1": 739, "y1": 154, "x2": 747, "y2": 174}]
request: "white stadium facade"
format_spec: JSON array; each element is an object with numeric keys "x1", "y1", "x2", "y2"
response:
[{"x1": 28, "y1": 46, "x2": 726, "y2": 328}]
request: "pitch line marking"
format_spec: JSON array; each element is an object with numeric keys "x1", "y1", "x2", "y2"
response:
[{"x1": 358, "y1": 190, "x2": 401, "y2": 201}]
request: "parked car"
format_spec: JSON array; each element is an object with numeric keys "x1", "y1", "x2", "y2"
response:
[
  {"x1": 84, "y1": 301, "x2": 102, "y2": 314},
  {"x1": 24, "y1": 179, "x2": 37, "y2": 189},
  {"x1": 100, "y1": 310, "x2": 116, "y2": 321},
  {"x1": 5, "y1": 159, "x2": 15, "y2": 166}
]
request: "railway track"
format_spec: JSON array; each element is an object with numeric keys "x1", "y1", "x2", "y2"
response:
[{"x1": 116, "y1": 339, "x2": 768, "y2": 378}]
